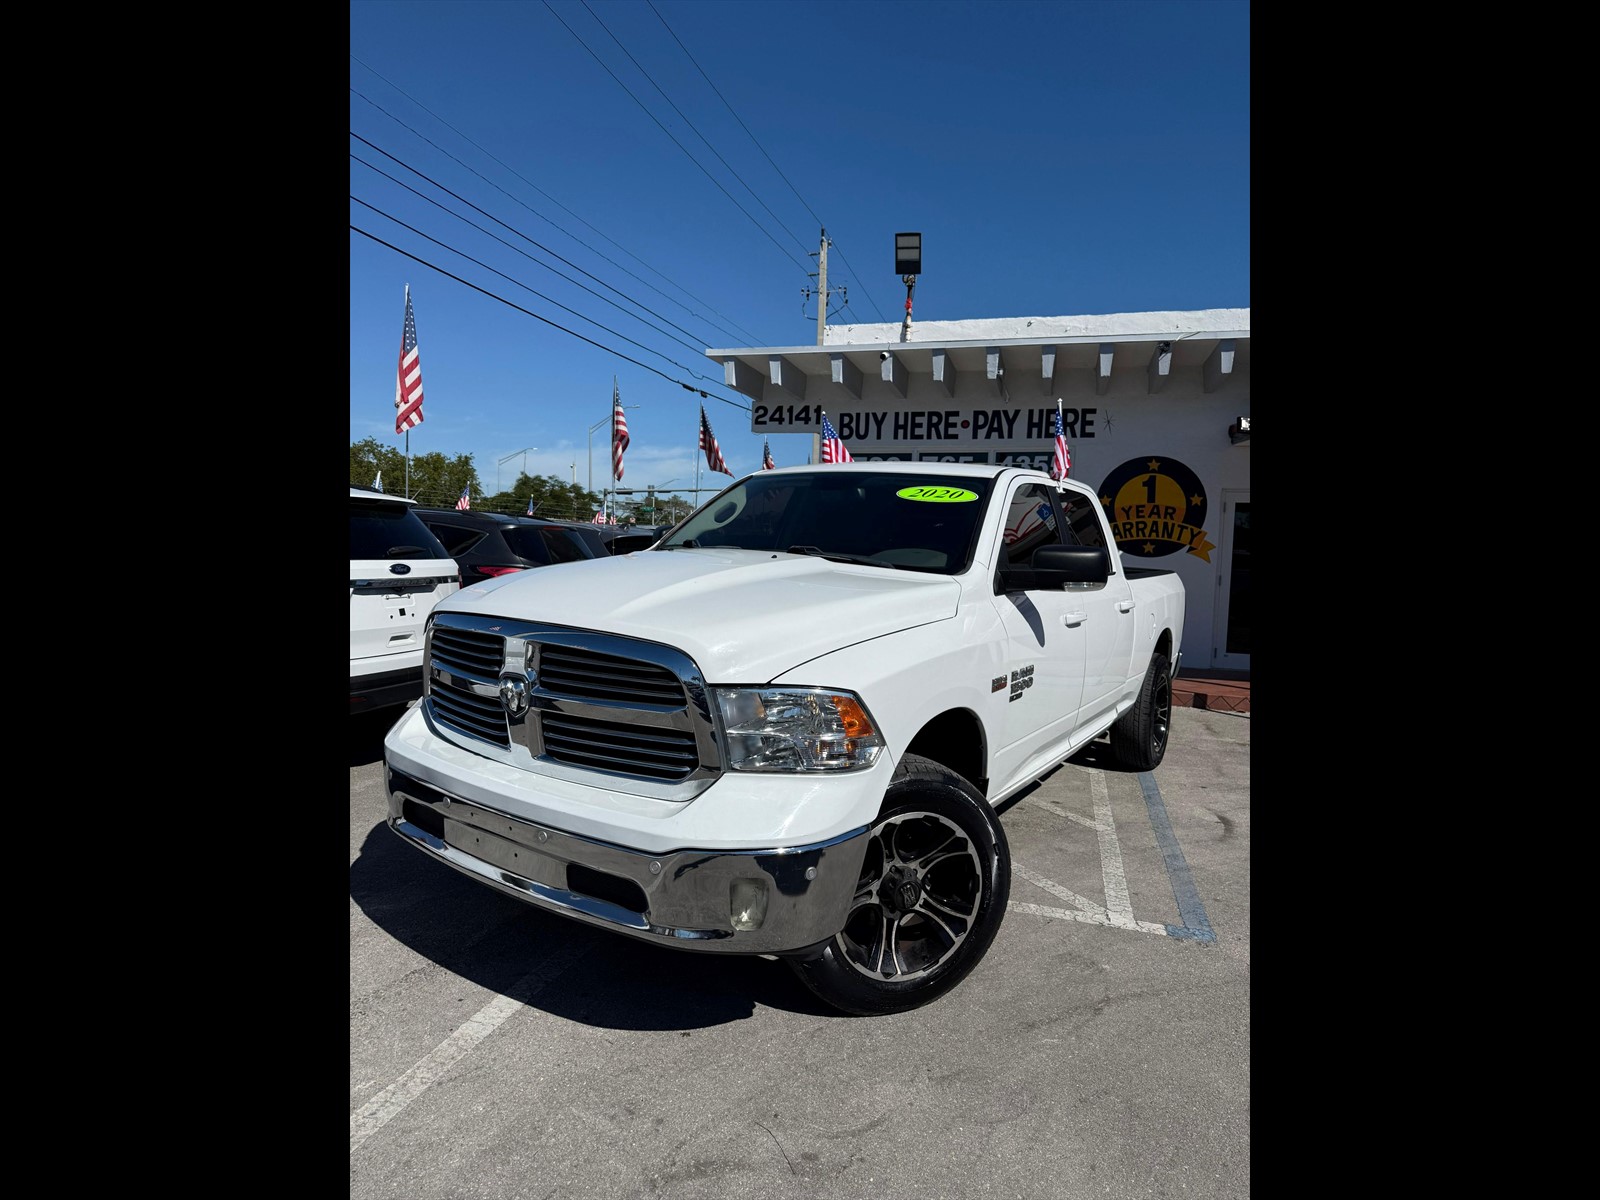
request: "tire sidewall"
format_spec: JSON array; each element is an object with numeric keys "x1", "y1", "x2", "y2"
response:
[
  {"x1": 1113, "y1": 650, "x2": 1171, "y2": 771},
  {"x1": 792, "y1": 761, "x2": 1011, "y2": 1015}
]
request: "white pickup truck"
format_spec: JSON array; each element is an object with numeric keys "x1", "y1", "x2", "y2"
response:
[{"x1": 383, "y1": 462, "x2": 1185, "y2": 1015}]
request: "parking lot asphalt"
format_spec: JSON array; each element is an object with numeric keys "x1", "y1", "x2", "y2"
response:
[{"x1": 350, "y1": 703, "x2": 1250, "y2": 1200}]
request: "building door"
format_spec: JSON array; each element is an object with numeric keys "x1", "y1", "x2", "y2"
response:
[{"x1": 1211, "y1": 491, "x2": 1250, "y2": 670}]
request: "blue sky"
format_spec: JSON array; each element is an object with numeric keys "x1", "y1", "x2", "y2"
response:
[{"x1": 350, "y1": 0, "x2": 1249, "y2": 502}]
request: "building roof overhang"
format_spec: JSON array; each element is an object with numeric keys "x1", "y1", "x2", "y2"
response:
[{"x1": 706, "y1": 311, "x2": 1250, "y2": 402}]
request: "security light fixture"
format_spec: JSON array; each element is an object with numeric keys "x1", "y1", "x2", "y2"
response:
[{"x1": 895, "y1": 232, "x2": 922, "y2": 277}]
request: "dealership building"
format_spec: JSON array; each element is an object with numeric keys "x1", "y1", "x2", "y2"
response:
[{"x1": 705, "y1": 307, "x2": 1250, "y2": 674}]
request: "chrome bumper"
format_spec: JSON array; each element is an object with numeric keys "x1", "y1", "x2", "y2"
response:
[{"x1": 385, "y1": 766, "x2": 870, "y2": 955}]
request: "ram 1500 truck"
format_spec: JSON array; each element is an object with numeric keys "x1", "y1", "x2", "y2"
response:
[{"x1": 383, "y1": 462, "x2": 1185, "y2": 1014}]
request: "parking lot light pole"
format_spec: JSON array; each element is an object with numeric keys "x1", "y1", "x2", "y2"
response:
[{"x1": 497, "y1": 446, "x2": 538, "y2": 495}]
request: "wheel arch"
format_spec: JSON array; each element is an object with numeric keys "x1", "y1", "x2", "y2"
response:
[
  {"x1": 901, "y1": 707, "x2": 988, "y2": 798},
  {"x1": 1153, "y1": 627, "x2": 1175, "y2": 668}
]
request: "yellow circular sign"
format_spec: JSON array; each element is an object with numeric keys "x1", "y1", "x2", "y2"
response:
[{"x1": 896, "y1": 486, "x2": 979, "y2": 503}]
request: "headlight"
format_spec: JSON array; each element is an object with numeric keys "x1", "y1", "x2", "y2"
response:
[{"x1": 713, "y1": 687, "x2": 884, "y2": 772}]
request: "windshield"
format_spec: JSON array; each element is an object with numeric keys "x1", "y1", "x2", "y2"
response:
[{"x1": 658, "y1": 471, "x2": 995, "y2": 574}]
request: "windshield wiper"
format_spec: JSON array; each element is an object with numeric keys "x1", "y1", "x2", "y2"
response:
[{"x1": 785, "y1": 545, "x2": 892, "y2": 568}]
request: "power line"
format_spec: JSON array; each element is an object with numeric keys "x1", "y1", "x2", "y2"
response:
[
  {"x1": 350, "y1": 134, "x2": 722, "y2": 363},
  {"x1": 351, "y1": 194, "x2": 710, "y2": 374},
  {"x1": 350, "y1": 76, "x2": 762, "y2": 345},
  {"x1": 646, "y1": 0, "x2": 887, "y2": 324},
  {"x1": 539, "y1": 0, "x2": 814, "y2": 278},
  {"x1": 350, "y1": 153, "x2": 712, "y2": 360},
  {"x1": 826, "y1": 240, "x2": 885, "y2": 323},
  {"x1": 350, "y1": 224, "x2": 752, "y2": 413},
  {"x1": 580, "y1": 0, "x2": 810, "y2": 258}
]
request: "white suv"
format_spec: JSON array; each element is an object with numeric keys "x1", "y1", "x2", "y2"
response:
[{"x1": 350, "y1": 485, "x2": 461, "y2": 715}]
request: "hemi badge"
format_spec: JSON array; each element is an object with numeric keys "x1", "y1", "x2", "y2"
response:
[{"x1": 991, "y1": 676, "x2": 1007, "y2": 693}]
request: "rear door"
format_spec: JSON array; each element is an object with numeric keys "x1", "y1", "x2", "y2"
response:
[{"x1": 1059, "y1": 484, "x2": 1139, "y2": 729}]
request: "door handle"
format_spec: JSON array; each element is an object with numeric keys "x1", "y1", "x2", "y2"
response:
[
  {"x1": 1116, "y1": 600, "x2": 1135, "y2": 613},
  {"x1": 1062, "y1": 611, "x2": 1088, "y2": 627}
]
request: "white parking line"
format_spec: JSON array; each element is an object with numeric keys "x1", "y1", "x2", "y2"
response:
[
  {"x1": 1012, "y1": 862, "x2": 1108, "y2": 919},
  {"x1": 350, "y1": 940, "x2": 587, "y2": 1153},
  {"x1": 1013, "y1": 777, "x2": 1173, "y2": 938},
  {"x1": 1090, "y1": 770, "x2": 1137, "y2": 929},
  {"x1": 1024, "y1": 794, "x2": 1097, "y2": 830}
]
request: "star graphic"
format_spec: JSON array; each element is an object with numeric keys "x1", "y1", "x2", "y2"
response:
[
  {"x1": 1189, "y1": 493, "x2": 1203, "y2": 507},
  {"x1": 1141, "y1": 542, "x2": 1156, "y2": 554},
  {"x1": 1145, "y1": 458, "x2": 1162, "y2": 471},
  {"x1": 1100, "y1": 494, "x2": 1113, "y2": 507}
]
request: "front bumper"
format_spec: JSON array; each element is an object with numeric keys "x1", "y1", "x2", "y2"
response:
[
  {"x1": 386, "y1": 766, "x2": 870, "y2": 954},
  {"x1": 350, "y1": 664, "x2": 424, "y2": 713}
]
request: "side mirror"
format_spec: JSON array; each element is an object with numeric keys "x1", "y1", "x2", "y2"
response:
[
  {"x1": 1033, "y1": 544, "x2": 1109, "y2": 585},
  {"x1": 995, "y1": 544, "x2": 1109, "y2": 593}
]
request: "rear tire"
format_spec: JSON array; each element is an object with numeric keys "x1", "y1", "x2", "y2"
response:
[
  {"x1": 787, "y1": 754, "x2": 1010, "y2": 1016},
  {"x1": 1110, "y1": 650, "x2": 1172, "y2": 771}
]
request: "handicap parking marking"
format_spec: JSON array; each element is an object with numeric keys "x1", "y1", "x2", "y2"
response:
[
  {"x1": 1008, "y1": 768, "x2": 1215, "y2": 943},
  {"x1": 1138, "y1": 771, "x2": 1215, "y2": 943}
]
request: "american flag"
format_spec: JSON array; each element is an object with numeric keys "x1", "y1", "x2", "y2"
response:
[
  {"x1": 592, "y1": 510, "x2": 606, "y2": 524},
  {"x1": 1050, "y1": 403, "x2": 1071, "y2": 480},
  {"x1": 394, "y1": 286, "x2": 424, "y2": 434},
  {"x1": 1005, "y1": 501, "x2": 1053, "y2": 544},
  {"x1": 526, "y1": 496, "x2": 535, "y2": 516},
  {"x1": 372, "y1": 470, "x2": 383, "y2": 491},
  {"x1": 455, "y1": 485, "x2": 471, "y2": 511},
  {"x1": 612, "y1": 379, "x2": 630, "y2": 480},
  {"x1": 820, "y1": 411, "x2": 854, "y2": 463},
  {"x1": 700, "y1": 406, "x2": 733, "y2": 475},
  {"x1": 762, "y1": 439, "x2": 775, "y2": 470}
]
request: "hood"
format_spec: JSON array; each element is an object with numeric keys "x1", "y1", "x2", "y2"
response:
[{"x1": 439, "y1": 547, "x2": 960, "y2": 682}]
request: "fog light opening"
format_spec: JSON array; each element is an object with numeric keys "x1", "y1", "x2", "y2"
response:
[{"x1": 729, "y1": 878, "x2": 769, "y2": 931}]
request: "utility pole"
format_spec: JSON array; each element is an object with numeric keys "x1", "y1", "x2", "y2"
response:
[
  {"x1": 803, "y1": 229, "x2": 843, "y2": 346},
  {"x1": 816, "y1": 229, "x2": 828, "y2": 346}
]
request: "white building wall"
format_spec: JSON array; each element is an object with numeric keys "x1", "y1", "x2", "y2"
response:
[{"x1": 715, "y1": 309, "x2": 1250, "y2": 671}]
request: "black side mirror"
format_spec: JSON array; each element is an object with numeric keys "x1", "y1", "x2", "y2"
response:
[{"x1": 995, "y1": 544, "x2": 1109, "y2": 593}]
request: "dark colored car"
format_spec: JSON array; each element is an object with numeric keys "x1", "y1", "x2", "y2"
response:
[
  {"x1": 605, "y1": 525, "x2": 674, "y2": 554},
  {"x1": 541, "y1": 520, "x2": 670, "y2": 556},
  {"x1": 538, "y1": 520, "x2": 614, "y2": 558},
  {"x1": 413, "y1": 509, "x2": 603, "y2": 587},
  {"x1": 568, "y1": 523, "x2": 674, "y2": 554}
]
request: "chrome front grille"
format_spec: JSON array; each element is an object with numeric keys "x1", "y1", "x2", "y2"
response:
[
  {"x1": 538, "y1": 645, "x2": 684, "y2": 705},
  {"x1": 424, "y1": 612, "x2": 721, "y2": 799},
  {"x1": 427, "y1": 625, "x2": 510, "y2": 747},
  {"x1": 541, "y1": 711, "x2": 700, "y2": 779}
]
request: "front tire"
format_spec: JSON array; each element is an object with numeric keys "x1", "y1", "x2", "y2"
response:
[
  {"x1": 1110, "y1": 650, "x2": 1172, "y2": 771},
  {"x1": 787, "y1": 754, "x2": 1010, "y2": 1016}
]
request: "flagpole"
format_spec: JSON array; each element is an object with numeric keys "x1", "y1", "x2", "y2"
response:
[
  {"x1": 694, "y1": 408, "x2": 701, "y2": 499},
  {"x1": 403, "y1": 283, "x2": 412, "y2": 498},
  {"x1": 1055, "y1": 397, "x2": 1065, "y2": 481}
]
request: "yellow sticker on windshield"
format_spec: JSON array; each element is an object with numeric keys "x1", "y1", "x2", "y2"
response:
[{"x1": 896, "y1": 486, "x2": 979, "y2": 503}]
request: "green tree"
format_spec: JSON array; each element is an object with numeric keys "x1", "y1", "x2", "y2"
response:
[
  {"x1": 350, "y1": 438, "x2": 408, "y2": 490},
  {"x1": 488, "y1": 472, "x2": 601, "y2": 520},
  {"x1": 349, "y1": 439, "x2": 482, "y2": 506}
]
